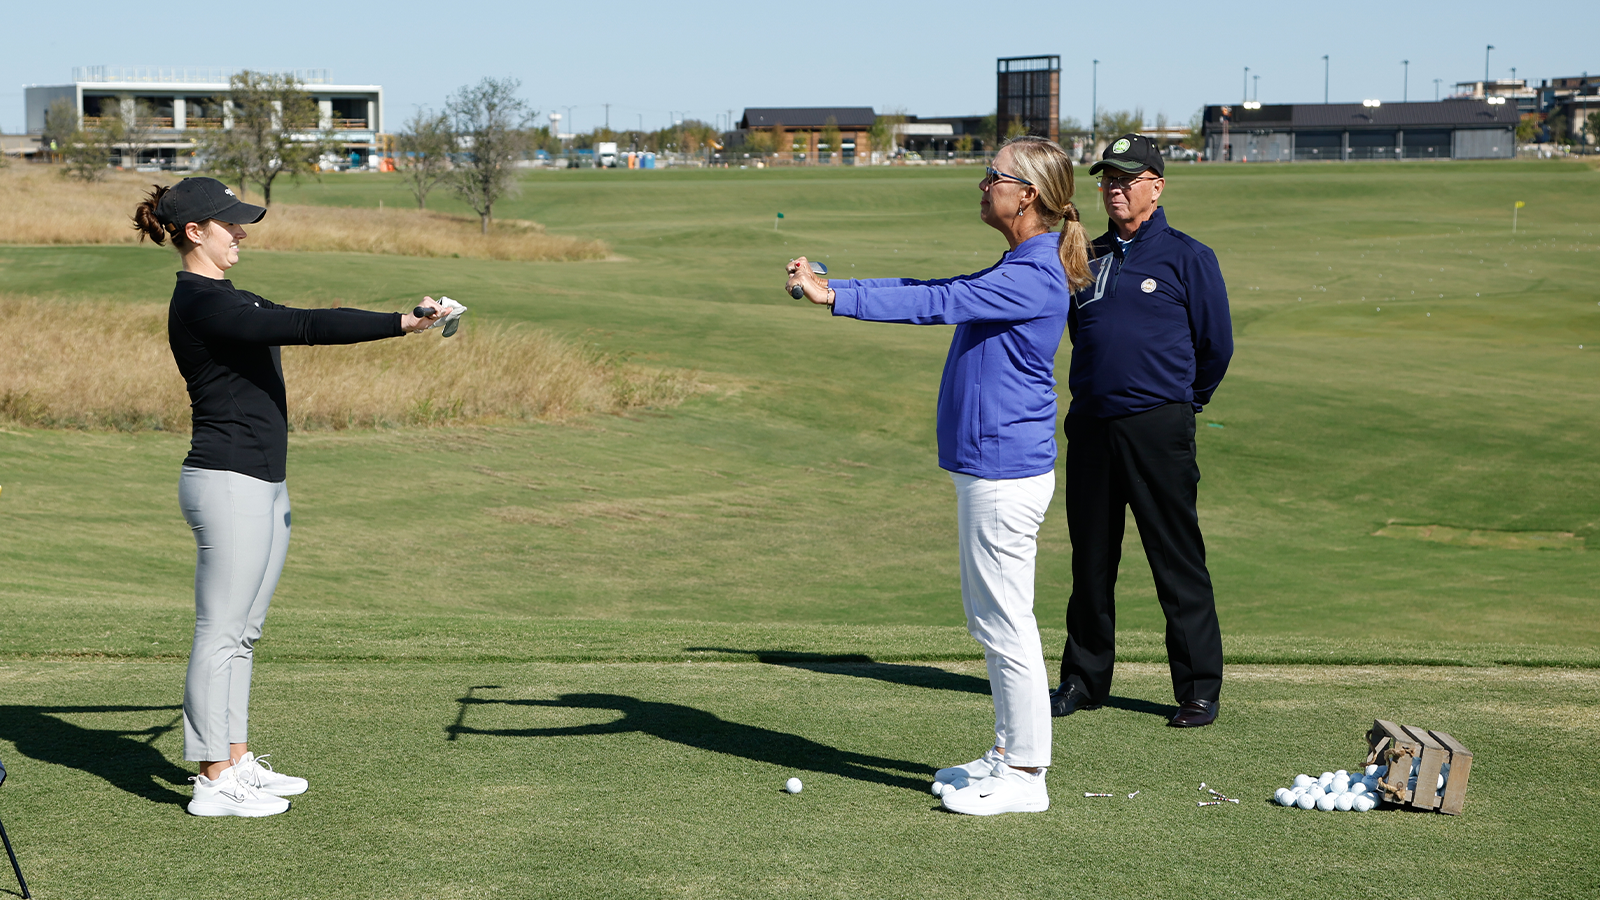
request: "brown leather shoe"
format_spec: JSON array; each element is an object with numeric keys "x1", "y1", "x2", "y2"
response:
[
  {"x1": 1167, "y1": 699, "x2": 1218, "y2": 728},
  {"x1": 1049, "y1": 683, "x2": 1102, "y2": 718}
]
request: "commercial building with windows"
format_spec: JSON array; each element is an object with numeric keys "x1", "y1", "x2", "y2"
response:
[
  {"x1": 24, "y1": 66, "x2": 383, "y2": 168},
  {"x1": 736, "y1": 107, "x2": 875, "y2": 163},
  {"x1": 1202, "y1": 99, "x2": 1520, "y2": 162}
]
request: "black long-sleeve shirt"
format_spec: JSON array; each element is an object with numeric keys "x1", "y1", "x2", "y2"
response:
[{"x1": 168, "y1": 271, "x2": 403, "y2": 481}]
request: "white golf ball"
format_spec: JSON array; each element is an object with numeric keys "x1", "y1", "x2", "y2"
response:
[
  {"x1": 1275, "y1": 788, "x2": 1296, "y2": 806},
  {"x1": 1335, "y1": 792, "x2": 1356, "y2": 811},
  {"x1": 1364, "y1": 764, "x2": 1380, "y2": 776},
  {"x1": 1331, "y1": 776, "x2": 1350, "y2": 794},
  {"x1": 1334, "y1": 769, "x2": 1349, "y2": 780},
  {"x1": 1293, "y1": 774, "x2": 1314, "y2": 788},
  {"x1": 1437, "y1": 774, "x2": 1446, "y2": 790},
  {"x1": 1353, "y1": 795, "x2": 1376, "y2": 812},
  {"x1": 930, "y1": 781, "x2": 945, "y2": 797},
  {"x1": 1307, "y1": 785, "x2": 1326, "y2": 799},
  {"x1": 1316, "y1": 794, "x2": 1337, "y2": 811},
  {"x1": 1318, "y1": 772, "x2": 1335, "y2": 788},
  {"x1": 1297, "y1": 793, "x2": 1317, "y2": 810},
  {"x1": 785, "y1": 777, "x2": 803, "y2": 794}
]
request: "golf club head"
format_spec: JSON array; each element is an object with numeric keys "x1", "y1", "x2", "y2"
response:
[
  {"x1": 442, "y1": 317, "x2": 461, "y2": 338},
  {"x1": 788, "y1": 260, "x2": 828, "y2": 299}
]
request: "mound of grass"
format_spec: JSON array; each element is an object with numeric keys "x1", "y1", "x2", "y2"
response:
[{"x1": 0, "y1": 297, "x2": 696, "y2": 432}]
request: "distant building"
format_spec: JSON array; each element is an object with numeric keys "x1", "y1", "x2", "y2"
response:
[
  {"x1": 1202, "y1": 100, "x2": 1519, "y2": 162},
  {"x1": 1535, "y1": 75, "x2": 1600, "y2": 145},
  {"x1": 996, "y1": 56, "x2": 1059, "y2": 143},
  {"x1": 736, "y1": 107, "x2": 875, "y2": 162},
  {"x1": 24, "y1": 66, "x2": 383, "y2": 169}
]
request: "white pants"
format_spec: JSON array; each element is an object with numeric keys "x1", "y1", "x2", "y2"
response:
[
  {"x1": 951, "y1": 470, "x2": 1055, "y2": 769},
  {"x1": 179, "y1": 467, "x2": 291, "y2": 762}
]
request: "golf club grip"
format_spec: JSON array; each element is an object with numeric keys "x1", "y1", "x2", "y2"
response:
[
  {"x1": 789, "y1": 284, "x2": 805, "y2": 300},
  {"x1": 413, "y1": 306, "x2": 433, "y2": 318}
]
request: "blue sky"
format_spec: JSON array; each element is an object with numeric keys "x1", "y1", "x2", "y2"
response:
[{"x1": 3, "y1": 1, "x2": 1594, "y2": 134}]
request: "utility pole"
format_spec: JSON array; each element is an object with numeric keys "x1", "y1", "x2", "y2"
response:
[
  {"x1": 1323, "y1": 55, "x2": 1330, "y2": 103},
  {"x1": 1243, "y1": 66, "x2": 1249, "y2": 103},
  {"x1": 1434, "y1": 78, "x2": 1442, "y2": 101},
  {"x1": 604, "y1": 103, "x2": 610, "y2": 130},
  {"x1": 1484, "y1": 45, "x2": 1494, "y2": 85},
  {"x1": 1403, "y1": 60, "x2": 1409, "y2": 102},
  {"x1": 1253, "y1": 74, "x2": 1259, "y2": 102},
  {"x1": 1091, "y1": 59, "x2": 1099, "y2": 156}
]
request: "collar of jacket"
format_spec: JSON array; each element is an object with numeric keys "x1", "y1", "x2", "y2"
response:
[{"x1": 1093, "y1": 206, "x2": 1169, "y2": 259}]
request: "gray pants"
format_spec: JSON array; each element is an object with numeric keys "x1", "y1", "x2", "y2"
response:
[{"x1": 179, "y1": 466, "x2": 291, "y2": 761}]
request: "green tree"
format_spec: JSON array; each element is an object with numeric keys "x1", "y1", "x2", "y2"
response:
[
  {"x1": 1182, "y1": 109, "x2": 1206, "y2": 152},
  {"x1": 396, "y1": 109, "x2": 454, "y2": 210},
  {"x1": 1515, "y1": 113, "x2": 1542, "y2": 144},
  {"x1": 1097, "y1": 107, "x2": 1145, "y2": 141},
  {"x1": 197, "y1": 71, "x2": 330, "y2": 205},
  {"x1": 821, "y1": 116, "x2": 841, "y2": 164},
  {"x1": 1545, "y1": 112, "x2": 1567, "y2": 146},
  {"x1": 955, "y1": 134, "x2": 974, "y2": 154},
  {"x1": 1004, "y1": 116, "x2": 1030, "y2": 140},
  {"x1": 869, "y1": 112, "x2": 905, "y2": 160},
  {"x1": 1587, "y1": 112, "x2": 1600, "y2": 148},
  {"x1": 60, "y1": 97, "x2": 123, "y2": 181},
  {"x1": 446, "y1": 76, "x2": 535, "y2": 234}
]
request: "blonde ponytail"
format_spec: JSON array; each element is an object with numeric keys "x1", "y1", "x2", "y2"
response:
[{"x1": 1057, "y1": 201, "x2": 1092, "y2": 291}]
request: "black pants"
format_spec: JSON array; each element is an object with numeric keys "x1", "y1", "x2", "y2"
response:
[{"x1": 1059, "y1": 402, "x2": 1223, "y2": 704}]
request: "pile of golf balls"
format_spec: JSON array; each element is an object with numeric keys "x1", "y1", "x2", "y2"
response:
[{"x1": 1274, "y1": 760, "x2": 1450, "y2": 812}]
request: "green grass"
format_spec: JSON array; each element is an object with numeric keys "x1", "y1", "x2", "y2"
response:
[{"x1": 1, "y1": 159, "x2": 1598, "y2": 898}]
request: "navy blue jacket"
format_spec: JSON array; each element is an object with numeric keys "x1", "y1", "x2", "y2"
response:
[
  {"x1": 831, "y1": 231, "x2": 1070, "y2": 479},
  {"x1": 1066, "y1": 207, "x2": 1232, "y2": 418}
]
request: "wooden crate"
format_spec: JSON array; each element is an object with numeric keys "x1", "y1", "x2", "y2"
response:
[{"x1": 1364, "y1": 720, "x2": 1474, "y2": 815}]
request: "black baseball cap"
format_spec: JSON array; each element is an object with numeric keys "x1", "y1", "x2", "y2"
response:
[
  {"x1": 1089, "y1": 133, "x2": 1165, "y2": 177},
  {"x1": 156, "y1": 177, "x2": 267, "y2": 229}
]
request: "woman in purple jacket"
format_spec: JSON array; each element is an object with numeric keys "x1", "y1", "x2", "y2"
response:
[{"x1": 786, "y1": 136, "x2": 1090, "y2": 816}]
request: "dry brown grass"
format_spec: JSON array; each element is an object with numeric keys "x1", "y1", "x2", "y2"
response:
[
  {"x1": 0, "y1": 296, "x2": 698, "y2": 432},
  {"x1": 0, "y1": 164, "x2": 608, "y2": 261}
]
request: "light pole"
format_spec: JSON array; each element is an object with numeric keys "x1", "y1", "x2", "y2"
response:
[
  {"x1": 1484, "y1": 45, "x2": 1494, "y2": 85},
  {"x1": 1243, "y1": 66, "x2": 1249, "y2": 103},
  {"x1": 1403, "y1": 60, "x2": 1409, "y2": 102},
  {"x1": 1091, "y1": 59, "x2": 1099, "y2": 156},
  {"x1": 1253, "y1": 74, "x2": 1260, "y2": 102},
  {"x1": 563, "y1": 105, "x2": 576, "y2": 136},
  {"x1": 1434, "y1": 78, "x2": 1442, "y2": 101},
  {"x1": 604, "y1": 103, "x2": 610, "y2": 130},
  {"x1": 1323, "y1": 55, "x2": 1330, "y2": 104}
]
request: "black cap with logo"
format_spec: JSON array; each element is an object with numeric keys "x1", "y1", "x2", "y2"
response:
[
  {"x1": 155, "y1": 177, "x2": 267, "y2": 230},
  {"x1": 1089, "y1": 133, "x2": 1165, "y2": 177}
]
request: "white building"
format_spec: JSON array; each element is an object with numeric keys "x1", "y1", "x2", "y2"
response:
[{"x1": 24, "y1": 66, "x2": 383, "y2": 169}]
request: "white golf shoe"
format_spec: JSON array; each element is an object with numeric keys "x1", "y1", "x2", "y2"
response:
[
  {"x1": 232, "y1": 752, "x2": 309, "y2": 796},
  {"x1": 940, "y1": 763, "x2": 1049, "y2": 816},
  {"x1": 187, "y1": 765, "x2": 290, "y2": 817},
  {"x1": 933, "y1": 746, "x2": 1005, "y2": 789}
]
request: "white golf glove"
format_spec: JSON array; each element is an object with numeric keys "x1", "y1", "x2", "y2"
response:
[{"x1": 426, "y1": 296, "x2": 468, "y2": 336}]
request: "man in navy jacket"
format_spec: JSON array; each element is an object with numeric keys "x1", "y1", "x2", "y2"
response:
[{"x1": 1049, "y1": 134, "x2": 1233, "y2": 728}]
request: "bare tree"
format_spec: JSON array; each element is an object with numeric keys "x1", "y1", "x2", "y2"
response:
[
  {"x1": 397, "y1": 108, "x2": 454, "y2": 210},
  {"x1": 446, "y1": 77, "x2": 535, "y2": 234},
  {"x1": 41, "y1": 98, "x2": 80, "y2": 163},
  {"x1": 196, "y1": 71, "x2": 331, "y2": 205}
]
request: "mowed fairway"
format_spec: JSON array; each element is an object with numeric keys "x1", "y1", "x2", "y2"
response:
[{"x1": 1, "y1": 160, "x2": 1598, "y2": 898}]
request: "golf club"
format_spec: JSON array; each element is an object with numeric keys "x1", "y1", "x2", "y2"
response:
[
  {"x1": 413, "y1": 304, "x2": 463, "y2": 338},
  {"x1": 789, "y1": 260, "x2": 829, "y2": 300}
]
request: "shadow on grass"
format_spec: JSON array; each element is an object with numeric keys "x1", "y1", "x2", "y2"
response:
[
  {"x1": 446, "y1": 687, "x2": 930, "y2": 791},
  {"x1": 0, "y1": 705, "x2": 189, "y2": 806},
  {"x1": 684, "y1": 647, "x2": 1177, "y2": 719},
  {"x1": 685, "y1": 647, "x2": 991, "y2": 696}
]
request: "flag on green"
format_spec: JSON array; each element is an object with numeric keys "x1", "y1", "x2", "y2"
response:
[{"x1": 776, "y1": 212, "x2": 785, "y2": 218}]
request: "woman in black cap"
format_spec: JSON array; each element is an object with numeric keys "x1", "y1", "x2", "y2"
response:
[{"x1": 133, "y1": 177, "x2": 444, "y2": 817}]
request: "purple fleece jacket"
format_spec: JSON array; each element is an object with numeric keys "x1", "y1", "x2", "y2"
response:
[{"x1": 828, "y1": 231, "x2": 1070, "y2": 479}]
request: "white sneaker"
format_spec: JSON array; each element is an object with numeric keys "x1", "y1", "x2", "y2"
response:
[
  {"x1": 188, "y1": 766, "x2": 291, "y2": 817},
  {"x1": 940, "y1": 763, "x2": 1049, "y2": 816},
  {"x1": 934, "y1": 747, "x2": 1005, "y2": 789},
  {"x1": 233, "y1": 752, "x2": 308, "y2": 796}
]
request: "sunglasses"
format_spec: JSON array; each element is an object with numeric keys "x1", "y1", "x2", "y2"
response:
[
  {"x1": 1097, "y1": 175, "x2": 1160, "y2": 192},
  {"x1": 982, "y1": 166, "x2": 1033, "y2": 187}
]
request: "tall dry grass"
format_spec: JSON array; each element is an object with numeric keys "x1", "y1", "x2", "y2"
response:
[
  {"x1": 0, "y1": 297, "x2": 697, "y2": 432},
  {"x1": 0, "y1": 164, "x2": 608, "y2": 261}
]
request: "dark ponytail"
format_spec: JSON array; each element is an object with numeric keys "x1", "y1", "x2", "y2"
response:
[{"x1": 132, "y1": 184, "x2": 191, "y2": 249}]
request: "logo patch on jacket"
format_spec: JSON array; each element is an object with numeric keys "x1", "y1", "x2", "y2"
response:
[{"x1": 1140, "y1": 278, "x2": 1157, "y2": 293}]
